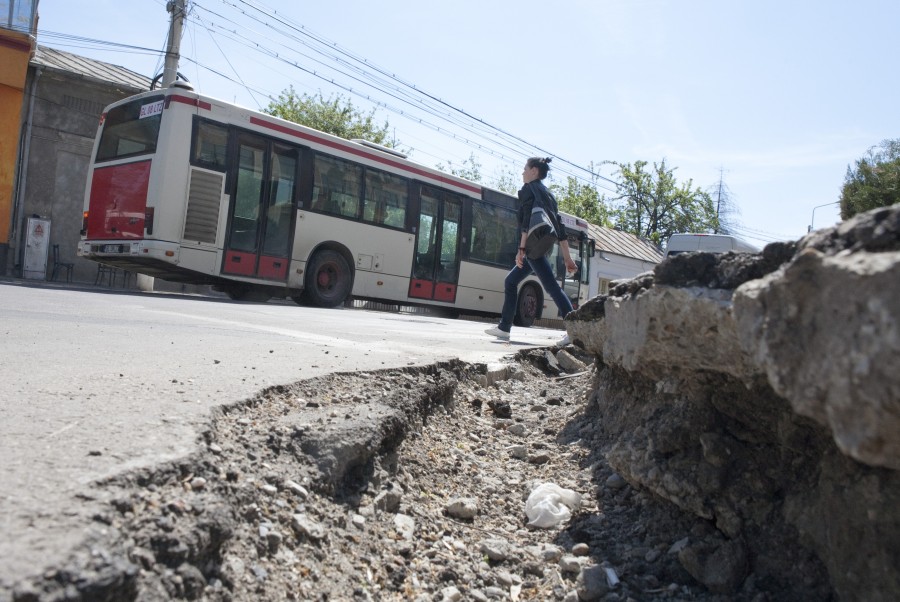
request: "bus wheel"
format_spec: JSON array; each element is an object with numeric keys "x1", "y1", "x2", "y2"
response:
[
  {"x1": 304, "y1": 250, "x2": 352, "y2": 308},
  {"x1": 514, "y1": 283, "x2": 540, "y2": 327}
]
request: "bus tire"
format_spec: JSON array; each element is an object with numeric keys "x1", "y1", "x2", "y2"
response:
[
  {"x1": 304, "y1": 249, "x2": 352, "y2": 308},
  {"x1": 514, "y1": 283, "x2": 541, "y2": 327}
]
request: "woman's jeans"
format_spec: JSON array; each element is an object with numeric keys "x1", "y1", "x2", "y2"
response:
[{"x1": 498, "y1": 255, "x2": 574, "y2": 331}]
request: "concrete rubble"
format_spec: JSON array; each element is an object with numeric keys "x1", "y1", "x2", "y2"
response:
[{"x1": 568, "y1": 204, "x2": 900, "y2": 601}]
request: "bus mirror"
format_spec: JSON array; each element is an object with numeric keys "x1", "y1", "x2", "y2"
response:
[{"x1": 587, "y1": 239, "x2": 596, "y2": 257}]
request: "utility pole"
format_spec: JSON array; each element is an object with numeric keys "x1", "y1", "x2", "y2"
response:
[
  {"x1": 139, "y1": 0, "x2": 186, "y2": 293},
  {"x1": 162, "y1": 0, "x2": 186, "y2": 87}
]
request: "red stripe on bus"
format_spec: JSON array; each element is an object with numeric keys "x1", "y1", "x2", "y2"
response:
[
  {"x1": 168, "y1": 95, "x2": 212, "y2": 111},
  {"x1": 248, "y1": 116, "x2": 482, "y2": 195}
]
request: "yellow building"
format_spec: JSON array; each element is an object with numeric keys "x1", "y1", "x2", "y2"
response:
[{"x1": 0, "y1": 0, "x2": 38, "y2": 274}]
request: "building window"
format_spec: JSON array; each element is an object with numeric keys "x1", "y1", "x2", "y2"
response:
[{"x1": 599, "y1": 278, "x2": 611, "y2": 295}]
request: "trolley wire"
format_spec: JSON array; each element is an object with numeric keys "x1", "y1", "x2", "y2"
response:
[
  {"x1": 185, "y1": 10, "x2": 613, "y2": 192},
  {"x1": 727, "y1": 225, "x2": 797, "y2": 245},
  {"x1": 35, "y1": 30, "x2": 163, "y2": 57},
  {"x1": 37, "y1": 7, "x2": 619, "y2": 194},
  {"x1": 192, "y1": 11, "x2": 264, "y2": 109},
  {"x1": 39, "y1": 3, "x2": 791, "y2": 241},
  {"x1": 35, "y1": 22, "x2": 790, "y2": 240},
  {"x1": 193, "y1": 0, "x2": 619, "y2": 190},
  {"x1": 189, "y1": 4, "x2": 551, "y2": 170}
]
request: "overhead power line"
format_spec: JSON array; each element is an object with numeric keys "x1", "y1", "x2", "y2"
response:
[
  {"x1": 226, "y1": 0, "x2": 617, "y2": 187},
  {"x1": 39, "y1": 4, "x2": 809, "y2": 244},
  {"x1": 36, "y1": 30, "x2": 163, "y2": 56},
  {"x1": 39, "y1": 4, "x2": 620, "y2": 194},
  {"x1": 188, "y1": 0, "x2": 617, "y2": 190}
]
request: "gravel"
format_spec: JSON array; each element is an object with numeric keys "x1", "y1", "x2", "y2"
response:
[{"x1": 13, "y1": 349, "x2": 787, "y2": 601}]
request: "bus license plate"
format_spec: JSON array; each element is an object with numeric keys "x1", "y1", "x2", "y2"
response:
[{"x1": 102, "y1": 244, "x2": 122, "y2": 253}]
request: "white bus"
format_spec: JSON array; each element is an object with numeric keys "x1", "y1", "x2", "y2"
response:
[{"x1": 77, "y1": 85, "x2": 594, "y2": 327}]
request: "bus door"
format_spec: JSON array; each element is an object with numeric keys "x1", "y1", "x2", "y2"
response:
[
  {"x1": 409, "y1": 186, "x2": 461, "y2": 303},
  {"x1": 223, "y1": 133, "x2": 297, "y2": 280}
]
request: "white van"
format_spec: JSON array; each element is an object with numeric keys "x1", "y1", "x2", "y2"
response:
[{"x1": 665, "y1": 233, "x2": 758, "y2": 257}]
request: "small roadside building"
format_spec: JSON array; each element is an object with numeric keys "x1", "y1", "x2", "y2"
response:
[
  {"x1": 587, "y1": 223, "x2": 663, "y2": 298},
  {"x1": 8, "y1": 45, "x2": 149, "y2": 282}
]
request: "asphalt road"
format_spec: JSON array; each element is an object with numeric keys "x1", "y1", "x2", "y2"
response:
[{"x1": 0, "y1": 279, "x2": 565, "y2": 592}]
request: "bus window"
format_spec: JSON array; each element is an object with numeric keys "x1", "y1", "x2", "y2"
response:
[
  {"x1": 364, "y1": 169, "x2": 408, "y2": 228},
  {"x1": 230, "y1": 142, "x2": 265, "y2": 252},
  {"x1": 192, "y1": 120, "x2": 229, "y2": 171},
  {"x1": 469, "y1": 200, "x2": 518, "y2": 267},
  {"x1": 414, "y1": 198, "x2": 437, "y2": 279},
  {"x1": 439, "y1": 201, "x2": 461, "y2": 282},
  {"x1": 313, "y1": 154, "x2": 362, "y2": 218},
  {"x1": 96, "y1": 96, "x2": 164, "y2": 162},
  {"x1": 262, "y1": 148, "x2": 297, "y2": 257}
]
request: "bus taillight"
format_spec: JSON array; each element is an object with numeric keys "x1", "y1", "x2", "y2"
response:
[
  {"x1": 145, "y1": 207, "x2": 155, "y2": 235},
  {"x1": 81, "y1": 211, "x2": 88, "y2": 235}
]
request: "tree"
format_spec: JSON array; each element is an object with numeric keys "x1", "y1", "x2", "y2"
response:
[
  {"x1": 604, "y1": 159, "x2": 718, "y2": 246},
  {"x1": 840, "y1": 139, "x2": 900, "y2": 219},
  {"x1": 490, "y1": 166, "x2": 519, "y2": 195},
  {"x1": 550, "y1": 171, "x2": 611, "y2": 227},
  {"x1": 436, "y1": 153, "x2": 482, "y2": 182},
  {"x1": 265, "y1": 86, "x2": 400, "y2": 148}
]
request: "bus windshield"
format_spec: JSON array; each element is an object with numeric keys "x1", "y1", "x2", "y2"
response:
[{"x1": 96, "y1": 96, "x2": 165, "y2": 162}]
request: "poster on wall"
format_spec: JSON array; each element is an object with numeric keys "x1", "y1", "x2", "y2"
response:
[{"x1": 23, "y1": 216, "x2": 50, "y2": 280}]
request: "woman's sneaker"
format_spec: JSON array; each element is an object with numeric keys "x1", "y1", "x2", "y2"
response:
[
  {"x1": 485, "y1": 326, "x2": 510, "y2": 341},
  {"x1": 556, "y1": 333, "x2": 571, "y2": 347}
]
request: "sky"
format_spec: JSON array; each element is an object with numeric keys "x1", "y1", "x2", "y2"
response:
[{"x1": 34, "y1": 0, "x2": 900, "y2": 247}]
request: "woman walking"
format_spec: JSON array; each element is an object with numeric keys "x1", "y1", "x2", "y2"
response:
[{"x1": 485, "y1": 157, "x2": 576, "y2": 344}]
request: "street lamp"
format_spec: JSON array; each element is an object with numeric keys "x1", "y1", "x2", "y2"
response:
[{"x1": 808, "y1": 201, "x2": 841, "y2": 232}]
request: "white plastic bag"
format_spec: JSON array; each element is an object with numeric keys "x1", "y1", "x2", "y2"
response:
[{"x1": 524, "y1": 483, "x2": 582, "y2": 528}]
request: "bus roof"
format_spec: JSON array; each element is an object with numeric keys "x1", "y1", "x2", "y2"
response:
[{"x1": 108, "y1": 87, "x2": 486, "y2": 198}]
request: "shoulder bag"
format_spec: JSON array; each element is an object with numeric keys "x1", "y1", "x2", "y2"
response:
[{"x1": 524, "y1": 183, "x2": 559, "y2": 260}]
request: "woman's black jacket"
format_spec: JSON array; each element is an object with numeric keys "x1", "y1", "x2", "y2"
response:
[{"x1": 517, "y1": 180, "x2": 566, "y2": 240}]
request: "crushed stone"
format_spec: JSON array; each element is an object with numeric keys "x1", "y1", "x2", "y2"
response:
[{"x1": 13, "y1": 349, "x2": 814, "y2": 601}]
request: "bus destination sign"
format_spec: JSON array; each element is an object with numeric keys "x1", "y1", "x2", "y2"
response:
[{"x1": 139, "y1": 100, "x2": 164, "y2": 119}]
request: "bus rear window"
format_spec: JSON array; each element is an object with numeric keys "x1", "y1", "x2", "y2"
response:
[{"x1": 95, "y1": 97, "x2": 164, "y2": 162}]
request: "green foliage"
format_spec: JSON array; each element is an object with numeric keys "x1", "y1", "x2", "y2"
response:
[
  {"x1": 265, "y1": 86, "x2": 400, "y2": 148},
  {"x1": 439, "y1": 157, "x2": 522, "y2": 195},
  {"x1": 437, "y1": 153, "x2": 483, "y2": 182},
  {"x1": 491, "y1": 166, "x2": 519, "y2": 195},
  {"x1": 604, "y1": 159, "x2": 718, "y2": 245},
  {"x1": 840, "y1": 139, "x2": 900, "y2": 219},
  {"x1": 550, "y1": 174, "x2": 611, "y2": 226}
]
